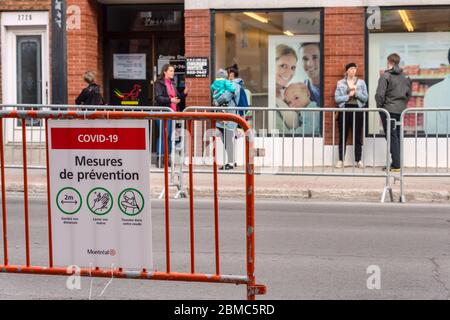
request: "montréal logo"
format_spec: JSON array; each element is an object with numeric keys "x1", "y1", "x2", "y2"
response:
[{"x1": 87, "y1": 249, "x2": 117, "y2": 256}]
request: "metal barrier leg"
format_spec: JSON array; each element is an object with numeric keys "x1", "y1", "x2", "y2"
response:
[
  {"x1": 21, "y1": 121, "x2": 31, "y2": 266},
  {"x1": 159, "y1": 120, "x2": 187, "y2": 200},
  {"x1": 174, "y1": 189, "x2": 186, "y2": 199},
  {"x1": 174, "y1": 120, "x2": 187, "y2": 199},
  {"x1": 0, "y1": 118, "x2": 8, "y2": 266},
  {"x1": 158, "y1": 188, "x2": 165, "y2": 200},
  {"x1": 381, "y1": 186, "x2": 394, "y2": 203}
]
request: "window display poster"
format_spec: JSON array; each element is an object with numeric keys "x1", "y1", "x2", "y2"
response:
[
  {"x1": 113, "y1": 54, "x2": 146, "y2": 80},
  {"x1": 268, "y1": 35, "x2": 321, "y2": 136},
  {"x1": 368, "y1": 32, "x2": 450, "y2": 135}
]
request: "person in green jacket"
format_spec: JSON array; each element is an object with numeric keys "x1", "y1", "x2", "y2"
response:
[
  {"x1": 210, "y1": 68, "x2": 238, "y2": 170},
  {"x1": 211, "y1": 69, "x2": 237, "y2": 106}
]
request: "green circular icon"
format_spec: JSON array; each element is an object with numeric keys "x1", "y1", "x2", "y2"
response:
[
  {"x1": 56, "y1": 187, "x2": 82, "y2": 215},
  {"x1": 118, "y1": 188, "x2": 145, "y2": 216},
  {"x1": 87, "y1": 187, "x2": 113, "y2": 216}
]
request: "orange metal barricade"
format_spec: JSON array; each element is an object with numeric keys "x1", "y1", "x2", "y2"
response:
[{"x1": 0, "y1": 110, "x2": 266, "y2": 300}]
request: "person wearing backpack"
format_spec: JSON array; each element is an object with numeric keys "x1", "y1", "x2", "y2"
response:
[
  {"x1": 225, "y1": 65, "x2": 250, "y2": 169},
  {"x1": 211, "y1": 69, "x2": 238, "y2": 170},
  {"x1": 227, "y1": 65, "x2": 249, "y2": 115},
  {"x1": 75, "y1": 71, "x2": 105, "y2": 106},
  {"x1": 375, "y1": 53, "x2": 412, "y2": 172},
  {"x1": 211, "y1": 68, "x2": 237, "y2": 107}
]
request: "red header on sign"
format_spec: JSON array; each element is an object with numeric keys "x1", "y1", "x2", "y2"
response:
[{"x1": 51, "y1": 128, "x2": 146, "y2": 150}]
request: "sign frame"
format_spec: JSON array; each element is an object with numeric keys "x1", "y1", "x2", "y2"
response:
[
  {"x1": 47, "y1": 119, "x2": 153, "y2": 271},
  {"x1": 186, "y1": 57, "x2": 209, "y2": 78}
]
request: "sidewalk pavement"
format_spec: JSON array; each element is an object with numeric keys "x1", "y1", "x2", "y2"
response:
[{"x1": 3, "y1": 168, "x2": 450, "y2": 203}]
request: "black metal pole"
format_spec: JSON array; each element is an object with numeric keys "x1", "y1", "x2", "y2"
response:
[{"x1": 51, "y1": 0, "x2": 68, "y2": 104}]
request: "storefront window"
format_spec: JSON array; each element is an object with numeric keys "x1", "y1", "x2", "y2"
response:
[
  {"x1": 368, "y1": 7, "x2": 450, "y2": 135},
  {"x1": 214, "y1": 10, "x2": 322, "y2": 134}
]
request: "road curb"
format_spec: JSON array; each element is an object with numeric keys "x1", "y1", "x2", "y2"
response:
[{"x1": 6, "y1": 183, "x2": 450, "y2": 203}]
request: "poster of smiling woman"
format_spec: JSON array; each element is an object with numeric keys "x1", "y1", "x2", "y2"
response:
[{"x1": 268, "y1": 35, "x2": 321, "y2": 136}]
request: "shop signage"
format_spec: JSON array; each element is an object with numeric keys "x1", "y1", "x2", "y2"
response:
[
  {"x1": 157, "y1": 55, "x2": 186, "y2": 75},
  {"x1": 1, "y1": 11, "x2": 48, "y2": 26},
  {"x1": 113, "y1": 54, "x2": 146, "y2": 80},
  {"x1": 186, "y1": 57, "x2": 209, "y2": 78},
  {"x1": 171, "y1": 59, "x2": 186, "y2": 74}
]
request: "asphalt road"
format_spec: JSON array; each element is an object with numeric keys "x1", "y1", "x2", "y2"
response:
[{"x1": 0, "y1": 197, "x2": 449, "y2": 300}]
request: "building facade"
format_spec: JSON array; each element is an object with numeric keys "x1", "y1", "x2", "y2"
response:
[{"x1": 1, "y1": 0, "x2": 449, "y2": 166}]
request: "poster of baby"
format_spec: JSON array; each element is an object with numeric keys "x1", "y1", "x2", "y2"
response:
[{"x1": 268, "y1": 35, "x2": 321, "y2": 136}]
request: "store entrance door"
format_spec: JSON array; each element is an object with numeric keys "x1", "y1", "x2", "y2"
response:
[
  {"x1": 103, "y1": 4, "x2": 185, "y2": 107},
  {"x1": 1, "y1": 11, "x2": 49, "y2": 145}
]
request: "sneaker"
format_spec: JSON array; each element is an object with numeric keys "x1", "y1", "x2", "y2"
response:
[
  {"x1": 220, "y1": 163, "x2": 234, "y2": 170},
  {"x1": 357, "y1": 161, "x2": 364, "y2": 169},
  {"x1": 335, "y1": 160, "x2": 343, "y2": 168}
]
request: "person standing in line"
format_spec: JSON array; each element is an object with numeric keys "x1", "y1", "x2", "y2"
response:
[
  {"x1": 334, "y1": 63, "x2": 368, "y2": 168},
  {"x1": 227, "y1": 64, "x2": 249, "y2": 111},
  {"x1": 211, "y1": 68, "x2": 237, "y2": 107},
  {"x1": 154, "y1": 64, "x2": 188, "y2": 167},
  {"x1": 211, "y1": 68, "x2": 237, "y2": 170},
  {"x1": 226, "y1": 65, "x2": 249, "y2": 168},
  {"x1": 375, "y1": 53, "x2": 412, "y2": 172},
  {"x1": 75, "y1": 71, "x2": 105, "y2": 106}
]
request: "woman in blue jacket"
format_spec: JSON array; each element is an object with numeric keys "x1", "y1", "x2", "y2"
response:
[{"x1": 334, "y1": 63, "x2": 368, "y2": 168}]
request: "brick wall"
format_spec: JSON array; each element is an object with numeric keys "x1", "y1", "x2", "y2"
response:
[
  {"x1": 184, "y1": 9, "x2": 211, "y2": 107},
  {"x1": 184, "y1": 10, "x2": 212, "y2": 156},
  {"x1": 0, "y1": 0, "x2": 51, "y2": 103},
  {"x1": 323, "y1": 7, "x2": 366, "y2": 145},
  {"x1": 0, "y1": 0, "x2": 50, "y2": 11},
  {"x1": 67, "y1": 0, "x2": 102, "y2": 104}
]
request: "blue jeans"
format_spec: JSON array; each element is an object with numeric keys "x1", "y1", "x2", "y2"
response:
[{"x1": 156, "y1": 120, "x2": 173, "y2": 156}]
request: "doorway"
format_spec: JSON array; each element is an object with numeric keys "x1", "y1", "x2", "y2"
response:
[
  {"x1": 103, "y1": 4, "x2": 185, "y2": 106},
  {"x1": 1, "y1": 13, "x2": 49, "y2": 143}
]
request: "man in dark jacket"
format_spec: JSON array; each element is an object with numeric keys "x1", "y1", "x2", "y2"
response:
[{"x1": 375, "y1": 53, "x2": 412, "y2": 172}]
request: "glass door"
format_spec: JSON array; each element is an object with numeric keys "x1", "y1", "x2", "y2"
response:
[
  {"x1": 16, "y1": 35, "x2": 43, "y2": 127},
  {"x1": 155, "y1": 36, "x2": 185, "y2": 97},
  {"x1": 105, "y1": 38, "x2": 153, "y2": 106}
]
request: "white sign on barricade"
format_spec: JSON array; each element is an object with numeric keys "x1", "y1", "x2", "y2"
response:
[{"x1": 48, "y1": 120, "x2": 152, "y2": 270}]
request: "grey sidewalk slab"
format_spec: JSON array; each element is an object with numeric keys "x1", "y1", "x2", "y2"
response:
[{"x1": 2, "y1": 168, "x2": 449, "y2": 203}]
